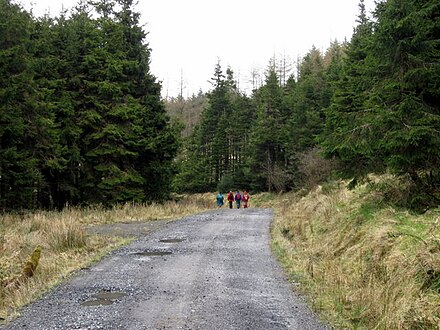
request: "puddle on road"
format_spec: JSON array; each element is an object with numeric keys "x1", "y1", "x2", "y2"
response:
[
  {"x1": 82, "y1": 299, "x2": 114, "y2": 307},
  {"x1": 159, "y1": 238, "x2": 185, "y2": 243},
  {"x1": 94, "y1": 292, "x2": 127, "y2": 300},
  {"x1": 81, "y1": 291, "x2": 127, "y2": 307},
  {"x1": 135, "y1": 250, "x2": 173, "y2": 256}
]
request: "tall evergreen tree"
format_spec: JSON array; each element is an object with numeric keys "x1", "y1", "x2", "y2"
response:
[
  {"x1": 0, "y1": 0, "x2": 56, "y2": 210},
  {"x1": 288, "y1": 46, "x2": 328, "y2": 153},
  {"x1": 174, "y1": 125, "x2": 212, "y2": 193},
  {"x1": 366, "y1": 0, "x2": 440, "y2": 204},
  {"x1": 0, "y1": 0, "x2": 179, "y2": 209},
  {"x1": 30, "y1": 14, "x2": 81, "y2": 209},
  {"x1": 174, "y1": 62, "x2": 254, "y2": 193},
  {"x1": 52, "y1": 0, "x2": 179, "y2": 204},
  {"x1": 249, "y1": 65, "x2": 287, "y2": 192},
  {"x1": 198, "y1": 61, "x2": 229, "y2": 185},
  {"x1": 219, "y1": 67, "x2": 255, "y2": 190},
  {"x1": 320, "y1": 0, "x2": 377, "y2": 181}
]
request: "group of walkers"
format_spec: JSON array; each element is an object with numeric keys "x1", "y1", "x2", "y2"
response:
[{"x1": 216, "y1": 191, "x2": 250, "y2": 209}]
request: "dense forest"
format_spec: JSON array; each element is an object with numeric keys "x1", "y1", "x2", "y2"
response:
[
  {"x1": 0, "y1": 0, "x2": 179, "y2": 210},
  {"x1": 1, "y1": 0, "x2": 439, "y2": 211},
  {"x1": 174, "y1": 0, "x2": 440, "y2": 210}
]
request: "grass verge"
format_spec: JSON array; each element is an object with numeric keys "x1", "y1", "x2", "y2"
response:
[
  {"x1": 270, "y1": 178, "x2": 439, "y2": 329},
  {"x1": 0, "y1": 193, "x2": 214, "y2": 322}
]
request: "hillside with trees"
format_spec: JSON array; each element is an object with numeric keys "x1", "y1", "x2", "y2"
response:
[{"x1": 176, "y1": 0, "x2": 440, "y2": 211}]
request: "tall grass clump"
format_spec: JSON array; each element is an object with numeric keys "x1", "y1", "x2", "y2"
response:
[
  {"x1": 43, "y1": 216, "x2": 87, "y2": 252},
  {"x1": 0, "y1": 193, "x2": 215, "y2": 322},
  {"x1": 0, "y1": 210, "x2": 128, "y2": 322},
  {"x1": 271, "y1": 176, "x2": 439, "y2": 329}
]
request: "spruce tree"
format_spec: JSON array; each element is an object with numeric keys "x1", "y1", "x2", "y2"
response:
[
  {"x1": 174, "y1": 63, "x2": 254, "y2": 193},
  {"x1": 196, "y1": 61, "x2": 231, "y2": 186},
  {"x1": 174, "y1": 125, "x2": 211, "y2": 193},
  {"x1": 367, "y1": 0, "x2": 440, "y2": 205},
  {"x1": 0, "y1": 0, "x2": 54, "y2": 210},
  {"x1": 289, "y1": 47, "x2": 328, "y2": 153},
  {"x1": 30, "y1": 14, "x2": 80, "y2": 209},
  {"x1": 63, "y1": 0, "x2": 180, "y2": 204},
  {"x1": 219, "y1": 67, "x2": 254, "y2": 191},
  {"x1": 320, "y1": 0, "x2": 377, "y2": 181},
  {"x1": 249, "y1": 65, "x2": 287, "y2": 192}
]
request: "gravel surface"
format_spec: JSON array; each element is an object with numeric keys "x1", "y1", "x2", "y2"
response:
[
  {"x1": 86, "y1": 220, "x2": 173, "y2": 238},
  {"x1": 1, "y1": 208, "x2": 328, "y2": 330}
]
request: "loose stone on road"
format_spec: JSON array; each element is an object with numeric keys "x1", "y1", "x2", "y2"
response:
[{"x1": 0, "y1": 209, "x2": 327, "y2": 330}]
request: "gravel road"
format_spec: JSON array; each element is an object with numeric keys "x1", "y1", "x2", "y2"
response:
[{"x1": 1, "y1": 208, "x2": 328, "y2": 330}]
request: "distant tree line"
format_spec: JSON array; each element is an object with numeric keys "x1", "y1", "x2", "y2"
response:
[
  {"x1": 165, "y1": 92, "x2": 208, "y2": 138},
  {"x1": 175, "y1": 0, "x2": 440, "y2": 210},
  {"x1": 0, "y1": 0, "x2": 179, "y2": 210}
]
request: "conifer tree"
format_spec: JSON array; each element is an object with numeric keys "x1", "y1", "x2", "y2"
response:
[
  {"x1": 82, "y1": 0, "x2": 147, "y2": 203},
  {"x1": 65, "y1": 0, "x2": 179, "y2": 204},
  {"x1": 0, "y1": 0, "x2": 179, "y2": 209},
  {"x1": 0, "y1": 0, "x2": 56, "y2": 209},
  {"x1": 174, "y1": 126, "x2": 211, "y2": 193},
  {"x1": 193, "y1": 61, "x2": 234, "y2": 186},
  {"x1": 219, "y1": 67, "x2": 254, "y2": 190},
  {"x1": 249, "y1": 65, "x2": 287, "y2": 192},
  {"x1": 174, "y1": 63, "x2": 254, "y2": 193},
  {"x1": 366, "y1": 0, "x2": 440, "y2": 205},
  {"x1": 320, "y1": 0, "x2": 377, "y2": 180},
  {"x1": 30, "y1": 14, "x2": 82, "y2": 208},
  {"x1": 289, "y1": 47, "x2": 328, "y2": 153}
]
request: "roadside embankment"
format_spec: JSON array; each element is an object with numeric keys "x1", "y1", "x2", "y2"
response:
[{"x1": 260, "y1": 178, "x2": 439, "y2": 329}]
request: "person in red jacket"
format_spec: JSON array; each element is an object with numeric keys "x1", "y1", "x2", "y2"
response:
[
  {"x1": 227, "y1": 191, "x2": 234, "y2": 209},
  {"x1": 242, "y1": 191, "x2": 250, "y2": 208}
]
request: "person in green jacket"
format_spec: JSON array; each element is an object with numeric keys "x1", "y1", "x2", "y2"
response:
[{"x1": 216, "y1": 192, "x2": 224, "y2": 207}]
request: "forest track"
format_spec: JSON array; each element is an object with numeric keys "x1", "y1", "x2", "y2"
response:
[{"x1": 0, "y1": 209, "x2": 327, "y2": 330}]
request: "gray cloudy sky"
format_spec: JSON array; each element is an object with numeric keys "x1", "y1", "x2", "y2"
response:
[{"x1": 20, "y1": 0, "x2": 375, "y2": 97}]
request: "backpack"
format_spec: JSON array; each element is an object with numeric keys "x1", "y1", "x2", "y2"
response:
[{"x1": 235, "y1": 193, "x2": 241, "y2": 201}]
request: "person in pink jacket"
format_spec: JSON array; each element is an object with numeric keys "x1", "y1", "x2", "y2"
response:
[{"x1": 242, "y1": 191, "x2": 250, "y2": 208}]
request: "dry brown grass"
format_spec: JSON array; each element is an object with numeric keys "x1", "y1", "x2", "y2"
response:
[
  {"x1": 271, "y1": 178, "x2": 440, "y2": 329},
  {"x1": 63, "y1": 193, "x2": 214, "y2": 225},
  {"x1": 0, "y1": 193, "x2": 215, "y2": 322}
]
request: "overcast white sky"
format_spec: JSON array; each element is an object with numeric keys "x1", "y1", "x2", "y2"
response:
[{"x1": 20, "y1": 0, "x2": 375, "y2": 98}]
